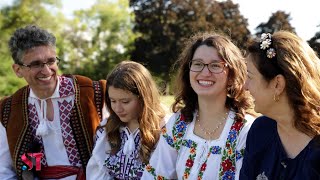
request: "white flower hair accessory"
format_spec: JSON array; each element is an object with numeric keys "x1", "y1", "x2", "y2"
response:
[{"x1": 260, "y1": 33, "x2": 276, "y2": 59}]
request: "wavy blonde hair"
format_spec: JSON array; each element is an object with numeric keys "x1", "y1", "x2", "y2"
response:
[
  {"x1": 172, "y1": 31, "x2": 253, "y2": 123},
  {"x1": 247, "y1": 30, "x2": 320, "y2": 136},
  {"x1": 104, "y1": 61, "x2": 166, "y2": 163}
]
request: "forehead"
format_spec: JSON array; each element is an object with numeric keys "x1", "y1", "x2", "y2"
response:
[
  {"x1": 108, "y1": 86, "x2": 136, "y2": 99},
  {"x1": 193, "y1": 45, "x2": 221, "y2": 61},
  {"x1": 22, "y1": 45, "x2": 56, "y2": 63},
  {"x1": 245, "y1": 55, "x2": 258, "y2": 73}
]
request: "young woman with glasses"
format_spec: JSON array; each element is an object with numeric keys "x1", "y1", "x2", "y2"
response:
[{"x1": 142, "y1": 31, "x2": 256, "y2": 180}]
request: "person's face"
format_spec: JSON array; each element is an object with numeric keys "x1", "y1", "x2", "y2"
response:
[
  {"x1": 12, "y1": 45, "x2": 59, "y2": 98},
  {"x1": 108, "y1": 86, "x2": 142, "y2": 124},
  {"x1": 245, "y1": 55, "x2": 274, "y2": 114},
  {"x1": 189, "y1": 45, "x2": 229, "y2": 98}
]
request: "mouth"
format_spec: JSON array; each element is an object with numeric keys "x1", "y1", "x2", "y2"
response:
[
  {"x1": 117, "y1": 114, "x2": 126, "y2": 118},
  {"x1": 38, "y1": 76, "x2": 52, "y2": 81},
  {"x1": 198, "y1": 80, "x2": 214, "y2": 86}
]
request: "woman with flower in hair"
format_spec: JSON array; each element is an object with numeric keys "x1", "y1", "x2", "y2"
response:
[
  {"x1": 86, "y1": 61, "x2": 167, "y2": 179},
  {"x1": 240, "y1": 31, "x2": 320, "y2": 179},
  {"x1": 141, "y1": 31, "x2": 255, "y2": 180}
]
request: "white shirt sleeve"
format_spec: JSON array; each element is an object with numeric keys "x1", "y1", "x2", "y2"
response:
[
  {"x1": 86, "y1": 129, "x2": 112, "y2": 180},
  {"x1": 141, "y1": 113, "x2": 179, "y2": 179},
  {"x1": 0, "y1": 122, "x2": 17, "y2": 180},
  {"x1": 235, "y1": 114, "x2": 255, "y2": 180}
]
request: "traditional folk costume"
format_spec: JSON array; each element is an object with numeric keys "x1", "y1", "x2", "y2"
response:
[
  {"x1": 0, "y1": 75, "x2": 106, "y2": 180},
  {"x1": 141, "y1": 110, "x2": 254, "y2": 180},
  {"x1": 86, "y1": 123, "x2": 145, "y2": 180}
]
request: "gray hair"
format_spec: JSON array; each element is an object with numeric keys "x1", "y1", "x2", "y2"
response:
[{"x1": 8, "y1": 25, "x2": 56, "y2": 64}]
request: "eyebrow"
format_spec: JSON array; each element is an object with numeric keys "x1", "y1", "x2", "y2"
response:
[
  {"x1": 192, "y1": 58, "x2": 224, "y2": 62},
  {"x1": 109, "y1": 97, "x2": 131, "y2": 100}
]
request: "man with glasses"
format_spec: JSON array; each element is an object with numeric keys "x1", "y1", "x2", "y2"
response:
[{"x1": 0, "y1": 25, "x2": 107, "y2": 180}]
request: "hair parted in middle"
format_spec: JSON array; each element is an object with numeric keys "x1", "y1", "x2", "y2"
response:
[
  {"x1": 105, "y1": 60, "x2": 166, "y2": 163},
  {"x1": 172, "y1": 31, "x2": 253, "y2": 123}
]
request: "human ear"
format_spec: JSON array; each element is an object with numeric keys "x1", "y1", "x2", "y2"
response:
[
  {"x1": 12, "y1": 64, "x2": 23, "y2": 78},
  {"x1": 273, "y1": 74, "x2": 286, "y2": 95}
]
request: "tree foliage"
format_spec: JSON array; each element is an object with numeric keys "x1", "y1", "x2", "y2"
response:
[
  {"x1": 60, "y1": 0, "x2": 135, "y2": 80},
  {"x1": 308, "y1": 27, "x2": 320, "y2": 57},
  {"x1": 255, "y1": 10, "x2": 295, "y2": 37},
  {"x1": 130, "y1": 0, "x2": 250, "y2": 93}
]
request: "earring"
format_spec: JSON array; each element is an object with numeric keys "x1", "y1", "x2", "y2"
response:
[{"x1": 273, "y1": 94, "x2": 280, "y2": 102}]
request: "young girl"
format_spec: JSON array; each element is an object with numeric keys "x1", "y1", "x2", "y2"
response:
[
  {"x1": 86, "y1": 61, "x2": 166, "y2": 179},
  {"x1": 142, "y1": 32, "x2": 255, "y2": 180}
]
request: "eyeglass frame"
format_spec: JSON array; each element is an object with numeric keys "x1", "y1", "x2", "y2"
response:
[
  {"x1": 17, "y1": 57, "x2": 61, "y2": 70},
  {"x1": 189, "y1": 60, "x2": 228, "y2": 74}
]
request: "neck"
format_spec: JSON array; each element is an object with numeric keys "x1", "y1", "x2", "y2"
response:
[
  {"x1": 127, "y1": 120, "x2": 139, "y2": 133},
  {"x1": 33, "y1": 90, "x2": 55, "y2": 99},
  {"x1": 267, "y1": 102, "x2": 295, "y2": 131},
  {"x1": 198, "y1": 96, "x2": 229, "y2": 123}
]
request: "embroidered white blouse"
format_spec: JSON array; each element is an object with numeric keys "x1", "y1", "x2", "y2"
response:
[
  {"x1": 141, "y1": 110, "x2": 254, "y2": 180},
  {"x1": 86, "y1": 124, "x2": 144, "y2": 180}
]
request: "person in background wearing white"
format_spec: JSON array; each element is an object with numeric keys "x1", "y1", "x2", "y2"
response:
[{"x1": 86, "y1": 61, "x2": 167, "y2": 180}]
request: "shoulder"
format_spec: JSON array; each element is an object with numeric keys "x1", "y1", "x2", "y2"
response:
[
  {"x1": 246, "y1": 116, "x2": 277, "y2": 151},
  {"x1": 0, "y1": 86, "x2": 27, "y2": 110},
  {"x1": 250, "y1": 115, "x2": 277, "y2": 133},
  {"x1": 162, "y1": 111, "x2": 191, "y2": 136},
  {"x1": 165, "y1": 111, "x2": 191, "y2": 128}
]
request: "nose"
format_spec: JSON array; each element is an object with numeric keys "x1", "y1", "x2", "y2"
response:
[
  {"x1": 113, "y1": 102, "x2": 124, "y2": 113},
  {"x1": 201, "y1": 65, "x2": 212, "y2": 75},
  {"x1": 40, "y1": 63, "x2": 52, "y2": 74}
]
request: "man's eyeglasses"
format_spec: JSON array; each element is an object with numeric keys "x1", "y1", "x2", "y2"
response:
[
  {"x1": 189, "y1": 60, "x2": 228, "y2": 74},
  {"x1": 17, "y1": 57, "x2": 60, "y2": 70}
]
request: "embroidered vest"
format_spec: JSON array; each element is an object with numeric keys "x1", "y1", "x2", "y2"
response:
[{"x1": 0, "y1": 75, "x2": 106, "y2": 179}]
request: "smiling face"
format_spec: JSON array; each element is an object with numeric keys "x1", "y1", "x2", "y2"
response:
[
  {"x1": 108, "y1": 86, "x2": 142, "y2": 126},
  {"x1": 12, "y1": 45, "x2": 59, "y2": 99},
  {"x1": 245, "y1": 54, "x2": 275, "y2": 114},
  {"x1": 189, "y1": 45, "x2": 229, "y2": 98}
]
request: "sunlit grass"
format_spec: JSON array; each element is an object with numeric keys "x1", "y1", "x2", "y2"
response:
[{"x1": 160, "y1": 95, "x2": 174, "y2": 113}]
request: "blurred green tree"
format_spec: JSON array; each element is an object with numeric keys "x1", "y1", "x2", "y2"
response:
[
  {"x1": 60, "y1": 0, "x2": 136, "y2": 80},
  {"x1": 255, "y1": 10, "x2": 296, "y2": 37},
  {"x1": 308, "y1": 27, "x2": 320, "y2": 57},
  {"x1": 130, "y1": 0, "x2": 250, "y2": 94}
]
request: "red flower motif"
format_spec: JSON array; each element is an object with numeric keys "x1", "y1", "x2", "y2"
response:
[
  {"x1": 186, "y1": 159, "x2": 194, "y2": 167},
  {"x1": 180, "y1": 114, "x2": 186, "y2": 121},
  {"x1": 200, "y1": 163, "x2": 207, "y2": 171},
  {"x1": 232, "y1": 121, "x2": 244, "y2": 131},
  {"x1": 221, "y1": 159, "x2": 233, "y2": 171},
  {"x1": 226, "y1": 143, "x2": 231, "y2": 148}
]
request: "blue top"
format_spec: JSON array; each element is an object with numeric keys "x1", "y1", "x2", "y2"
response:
[{"x1": 240, "y1": 116, "x2": 320, "y2": 180}]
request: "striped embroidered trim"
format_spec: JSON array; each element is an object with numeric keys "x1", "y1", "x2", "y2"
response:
[
  {"x1": 93, "y1": 81, "x2": 103, "y2": 121},
  {"x1": 1, "y1": 96, "x2": 12, "y2": 128}
]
